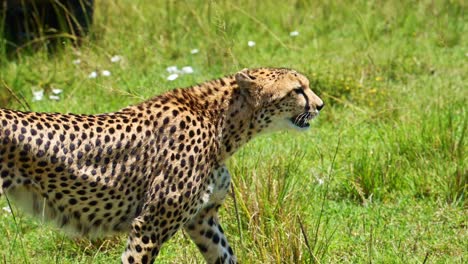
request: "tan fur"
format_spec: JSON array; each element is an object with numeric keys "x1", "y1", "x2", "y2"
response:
[{"x1": 0, "y1": 68, "x2": 323, "y2": 264}]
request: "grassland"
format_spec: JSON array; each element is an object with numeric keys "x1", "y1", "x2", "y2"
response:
[{"x1": 0, "y1": 0, "x2": 466, "y2": 263}]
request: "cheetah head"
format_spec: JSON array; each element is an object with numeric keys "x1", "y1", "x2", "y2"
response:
[{"x1": 235, "y1": 68, "x2": 324, "y2": 131}]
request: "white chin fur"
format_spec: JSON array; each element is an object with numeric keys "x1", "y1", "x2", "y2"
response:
[{"x1": 287, "y1": 120, "x2": 311, "y2": 131}]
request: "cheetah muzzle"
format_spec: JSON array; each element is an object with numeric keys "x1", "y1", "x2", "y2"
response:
[
  {"x1": 290, "y1": 111, "x2": 316, "y2": 129},
  {"x1": 0, "y1": 67, "x2": 324, "y2": 264}
]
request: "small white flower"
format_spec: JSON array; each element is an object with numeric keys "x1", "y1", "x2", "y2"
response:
[
  {"x1": 316, "y1": 177, "x2": 324, "y2": 185},
  {"x1": 248, "y1": 41, "x2": 256, "y2": 47},
  {"x1": 167, "y1": 73, "x2": 179, "y2": 81},
  {"x1": 51, "y1": 88, "x2": 62, "y2": 95},
  {"x1": 32, "y1": 88, "x2": 44, "y2": 101},
  {"x1": 88, "y1": 71, "x2": 98, "y2": 79},
  {"x1": 72, "y1": 59, "x2": 81, "y2": 65},
  {"x1": 110, "y1": 55, "x2": 122, "y2": 63},
  {"x1": 101, "y1": 70, "x2": 111, "y2": 77},
  {"x1": 181, "y1": 66, "x2": 194, "y2": 74},
  {"x1": 190, "y1": 49, "x2": 199, "y2": 54},
  {"x1": 166, "y1": 66, "x2": 179, "y2": 74},
  {"x1": 290, "y1": 31, "x2": 299, "y2": 37},
  {"x1": 49, "y1": 95, "x2": 60, "y2": 101},
  {"x1": 2, "y1": 206, "x2": 11, "y2": 213}
]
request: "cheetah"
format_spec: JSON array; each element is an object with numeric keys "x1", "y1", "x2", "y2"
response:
[{"x1": 0, "y1": 68, "x2": 324, "y2": 263}]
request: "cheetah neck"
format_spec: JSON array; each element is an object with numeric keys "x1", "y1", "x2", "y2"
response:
[
  {"x1": 181, "y1": 76, "x2": 262, "y2": 161},
  {"x1": 135, "y1": 76, "x2": 269, "y2": 162}
]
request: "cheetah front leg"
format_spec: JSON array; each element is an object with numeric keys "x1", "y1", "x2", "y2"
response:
[{"x1": 184, "y1": 166, "x2": 236, "y2": 264}]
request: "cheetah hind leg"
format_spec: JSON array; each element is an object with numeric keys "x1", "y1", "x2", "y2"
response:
[
  {"x1": 121, "y1": 219, "x2": 161, "y2": 264},
  {"x1": 121, "y1": 213, "x2": 180, "y2": 264},
  {"x1": 184, "y1": 205, "x2": 237, "y2": 264}
]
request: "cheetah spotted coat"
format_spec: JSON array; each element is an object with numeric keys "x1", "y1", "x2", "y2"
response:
[{"x1": 0, "y1": 68, "x2": 324, "y2": 263}]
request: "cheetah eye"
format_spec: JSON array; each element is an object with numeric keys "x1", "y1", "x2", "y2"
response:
[{"x1": 293, "y1": 87, "x2": 303, "y2": 94}]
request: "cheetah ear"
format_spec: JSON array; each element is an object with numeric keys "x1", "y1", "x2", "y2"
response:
[
  {"x1": 235, "y1": 69, "x2": 261, "y2": 107},
  {"x1": 235, "y1": 69, "x2": 254, "y2": 87}
]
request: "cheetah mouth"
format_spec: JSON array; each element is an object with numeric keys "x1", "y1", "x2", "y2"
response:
[{"x1": 289, "y1": 112, "x2": 316, "y2": 129}]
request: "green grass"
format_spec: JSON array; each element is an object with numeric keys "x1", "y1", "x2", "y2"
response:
[{"x1": 1, "y1": 0, "x2": 466, "y2": 263}]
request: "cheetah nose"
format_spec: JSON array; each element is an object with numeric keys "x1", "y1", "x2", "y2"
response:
[{"x1": 316, "y1": 103, "x2": 324, "y2": 111}]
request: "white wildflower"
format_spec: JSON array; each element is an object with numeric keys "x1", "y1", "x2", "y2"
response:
[
  {"x1": 316, "y1": 177, "x2": 324, "y2": 186},
  {"x1": 167, "y1": 73, "x2": 179, "y2": 81},
  {"x1": 2, "y1": 206, "x2": 11, "y2": 213},
  {"x1": 88, "y1": 71, "x2": 98, "y2": 79},
  {"x1": 290, "y1": 31, "x2": 299, "y2": 37},
  {"x1": 51, "y1": 88, "x2": 62, "y2": 95},
  {"x1": 247, "y1": 41, "x2": 256, "y2": 47},
  {"x1": 166, "y1": 66, "x2": 179, "y2": 74},
  {"x1": 190, "y1": 49, "x2": 199, "y2": 54},
  {"x1": 49, "y1": 95, "x2": 60, "y2": 101},
  {"x1": 72, "y1": 59, "x2": 81, "y2": 65},
  {"x1": 101, "y1": 70, "x2": 111, "y2": 77},
  {"x1": 32, "y1": 88, "x2": 44, "y2": 101},
  {"x1": 110, "y1": 55, "x2": 122, "y2": 63},
  {"x1": 181, "y1": 66, "x2": 194, "y2": 74}
]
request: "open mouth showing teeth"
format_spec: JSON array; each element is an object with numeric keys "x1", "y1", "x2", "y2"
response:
[{"x1": 290, "y1": 112, "x2": 315, "y2": 128}]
